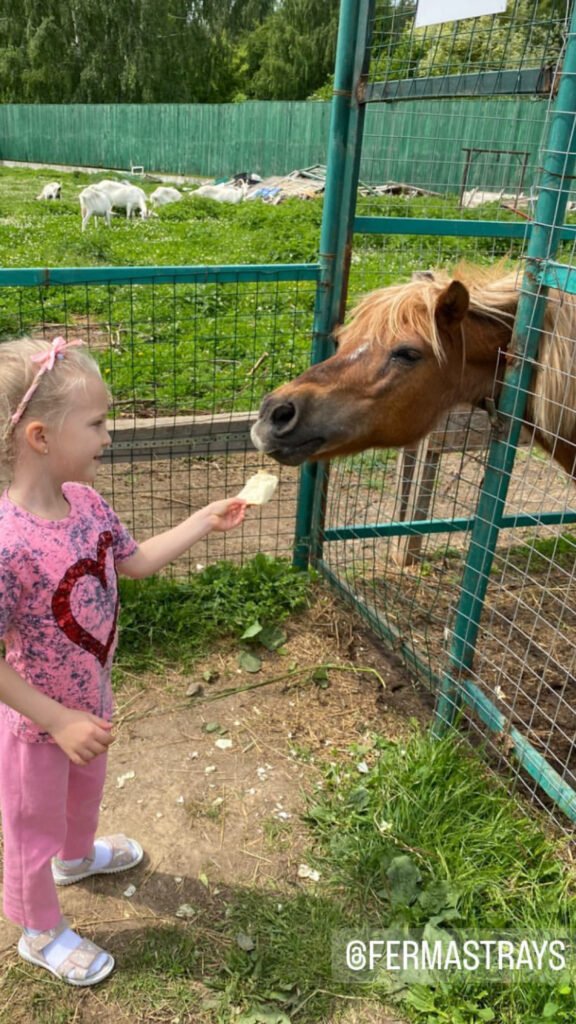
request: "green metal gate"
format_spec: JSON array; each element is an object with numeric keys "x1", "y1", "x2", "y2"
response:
[{"x1": 297, "y1": 0, "x2": 576, "y2": 826}]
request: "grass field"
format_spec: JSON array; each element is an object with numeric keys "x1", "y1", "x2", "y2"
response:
[
  {"x1": 0, "y1": 166, "x2": 325, "y2": 414},
  {"x1": 0, "y1": 165, "x2": 533, "y2": 416}
]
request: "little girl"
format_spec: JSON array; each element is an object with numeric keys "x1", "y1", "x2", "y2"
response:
[{"x1": 0, "y1": 335, "x2": 247, "y2": 985}]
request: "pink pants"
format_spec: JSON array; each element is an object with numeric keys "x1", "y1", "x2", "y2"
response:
[{"x1": 0, "y1": 724, "x2": 107, "y2": 931}]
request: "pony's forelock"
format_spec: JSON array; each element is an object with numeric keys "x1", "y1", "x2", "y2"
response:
[{"x1": 336, "y1": 266, "x2": 521, "y2": 363}]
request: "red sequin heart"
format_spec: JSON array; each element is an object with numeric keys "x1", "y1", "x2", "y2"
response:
[{"x1": 52, "y1": 531, "x2": 118, "y2": 667}]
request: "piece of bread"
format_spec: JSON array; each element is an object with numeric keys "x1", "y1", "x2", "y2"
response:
[{"x1": 237, "y1": 470, "x2": 279, "y2": 504}]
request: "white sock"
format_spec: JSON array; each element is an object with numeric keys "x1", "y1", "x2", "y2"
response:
[
  {"x1": 59, "y1": 840, "x2": 113, "y2": 871},
  {"x1": 23, "y1": 924, "x2": 108, "y2": 976}
]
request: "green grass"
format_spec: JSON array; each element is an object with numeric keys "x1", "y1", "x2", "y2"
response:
[
  {"x1": 0, "y1": 166, "x2": 325, "y2": 414},
  {"x1": 500, "y1": 532, "x2": 576, "y2": 576},
  {"x1": 300, "y1": 729, "x2": 576, "y2": 1023},
  {"x1": 1, "y1": 691, "x2": 574, "y2": 1022},
  {"x1": 0, "y1": 166, "x2": 538, "y2": 416},
  {"x1": 115, "y1": 554, "x2": 315, "y2": 672}
]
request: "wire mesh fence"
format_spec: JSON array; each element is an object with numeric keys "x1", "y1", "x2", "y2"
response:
[
  {"x1": 349, "y1": 0, "x2": 573, "y2": 294},
  {"x1": 0, "y1": 0, "x2": 575, "y2": 830},
  {"x1": 320, "y1": 419, "x2": 576, "y2": 823},
  {"x1": 0, "y1": 268, "x2": 318, "y2": 573},
  {"x1": 311, "y1": 0, "x2": 576, "y2": 827}
]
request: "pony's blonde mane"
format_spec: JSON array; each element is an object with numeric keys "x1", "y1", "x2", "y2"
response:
[
  {"x1": 337, "y1": 264, "x2": 576, "y2": 446},
  {"x1": 337, "y1": 264, "x2": 520, "y2": 362}
]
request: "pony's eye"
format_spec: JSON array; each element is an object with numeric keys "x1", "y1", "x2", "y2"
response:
[{"x1": 390, "y1": 346, "x2": 422, "y2": 364}]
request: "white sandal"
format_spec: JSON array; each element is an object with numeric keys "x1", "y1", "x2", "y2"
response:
[
  {"x1": 18, "y1": 921, "x2": 114, "y2": 986},
  {"x1": 52, "y1": 834, "x2": 144, "y2": 886}
]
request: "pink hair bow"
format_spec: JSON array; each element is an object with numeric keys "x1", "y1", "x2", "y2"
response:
[{"x1": 10, "y1": 336, "x2": 84, "y2": 427}]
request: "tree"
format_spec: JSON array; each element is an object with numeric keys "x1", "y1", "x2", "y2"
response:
[
  {"x1": 242, "y1": 0, "x2": 340, "y2": 100},
  {"x1": 0, "y1": 0, "x2": 250, "y2": 102},
  {"x1": 391, "y1": 0, "x2": 567, "y2": 80}
]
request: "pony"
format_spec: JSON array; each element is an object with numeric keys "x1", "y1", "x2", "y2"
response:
[{"x1": 251, "y1": 266, "x2": 576, "y2": 479}]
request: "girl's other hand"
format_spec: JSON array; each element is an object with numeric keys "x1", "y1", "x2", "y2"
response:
[
  {"x1": 203, "y1": 498, "x2": 247, "y2": 533},
  {"x1": 48, "y1": 708, "x2": 115, "y2": 765}
]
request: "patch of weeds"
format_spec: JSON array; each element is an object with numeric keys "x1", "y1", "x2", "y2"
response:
[
  {"x1": 118, "y1": 925, "x2": 198, "y2": 980},
  {"x1": 426, "y1": 545, "x2": 464, "y2": 564},
  {"x1": 210, "y1": 889, "x2": 356, "y2": 1022},
  {"x1": 498, "y1": 532, "x2": 576, "y2": 576},
  {"x1": 303, "y1": 727, "x2": 576, "y2": 1023},
  {"x1": 186, "y1": 795, "x2": 225, "y2": 822},
  {"x1": 237, "y1": 620, "x2": 289, "y2": 673},
  {"x1": 287, "y1": 743, "x2": 315, "y2": 764},
  {"x1": 262, "y1": 817, "x2": 292, "y2": 851},
  {"x1": 339, "y1": 448, "x2": 399, "y2": 488},
  {"x1": 116, "y1": 554, "x2": 315, "y2": 673},
  {"x1": 96, "y1": 926, "x2": 210, "y2": 1018}
]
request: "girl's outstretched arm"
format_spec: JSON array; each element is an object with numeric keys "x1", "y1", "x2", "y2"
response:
[
  {"x1": 0, "y1": 658, "x2": 114, "y2": 765},
  {"x1": 118, "y1": 497, "x2": 246, "y2": 580}
]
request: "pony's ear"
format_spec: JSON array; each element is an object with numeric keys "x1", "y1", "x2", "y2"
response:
[
  {"x1": 435, "y1": 280, "x2": 469, "y2": 329},
  {"x1": 412, "y1": 270, "x2": 435, "y2": 281}
]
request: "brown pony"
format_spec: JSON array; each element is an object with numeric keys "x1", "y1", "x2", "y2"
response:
[{"x1": 251, "y1": 266, "x2": 576, "y2": 478}]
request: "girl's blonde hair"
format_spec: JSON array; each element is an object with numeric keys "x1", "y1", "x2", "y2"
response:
[{"x1": 0, "y1": 336, "x2": 106, "y2": 470}]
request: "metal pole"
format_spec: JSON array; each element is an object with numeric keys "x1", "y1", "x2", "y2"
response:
[
  {"x1": 434, "y1": 11, "x2": 576, "y2": 735},
  {"x1": 292, "y1": 0, "x2": 374, "y2": 569}
]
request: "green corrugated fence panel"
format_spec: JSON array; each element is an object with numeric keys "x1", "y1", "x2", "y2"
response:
[
  {"x1": 360, "y1": 96, "x2": 548, "y2": 193},
  {"x1": 0, "y1": 102, "x2": 333, "y2": 178},
  {"x1": 0, "y1": 97, "x2": 548, "y2": 186}
]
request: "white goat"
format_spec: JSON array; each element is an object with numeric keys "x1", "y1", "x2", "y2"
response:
[
  {"x1": 149, "y1": 186, "x2": 183, "y2": 208},
  {"x1": 36, "y1": 182, "x2": 61, "y2": 200},
  {"x1": 460, "y1": 188, "x2": 525, "y2": 209},
  {"x1": 193, "y1": 181, "x2": 248, "y2": 205},
  {"x1": 79, "y1": 185, "x2": 113, "y2": 231},
  {"x1": 95, "y1": 179, "x2": 149, "y2": 220}
]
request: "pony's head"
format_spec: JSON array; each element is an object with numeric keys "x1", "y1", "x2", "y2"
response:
[{"x1": 251, "y1": 269, "x2": 518, "y2": 465}]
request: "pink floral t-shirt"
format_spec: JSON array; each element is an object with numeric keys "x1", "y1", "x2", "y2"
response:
[{"x1": 0, "y1": 483, "x2": 138, "y2": 743}]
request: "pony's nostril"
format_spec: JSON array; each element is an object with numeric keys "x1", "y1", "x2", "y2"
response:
[{"x1": 270, "y1": 401, "x2": 297, "y2": 431}]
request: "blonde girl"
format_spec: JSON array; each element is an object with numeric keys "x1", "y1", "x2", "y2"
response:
[{"x1": 0, "y1": 336, "x2": 246, "y2": 985}]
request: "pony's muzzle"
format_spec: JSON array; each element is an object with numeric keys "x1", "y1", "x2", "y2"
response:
[{"x1": 251, "y1": 393, "x2": 325, "y2": 464}]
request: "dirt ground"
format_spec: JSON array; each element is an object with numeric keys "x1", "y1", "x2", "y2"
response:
[{"x1": 0, "y1": 590, "x2": 430, "y2": 1023}]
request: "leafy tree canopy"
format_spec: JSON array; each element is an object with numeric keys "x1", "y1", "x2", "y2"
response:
[{"x1": 0, "y1": 0, "x2": 568, "y2": 103}]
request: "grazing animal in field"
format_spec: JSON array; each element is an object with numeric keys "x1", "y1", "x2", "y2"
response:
[
  {"x1": 149, "y1": 186, "x2": 183, "y2": 207},
  {"x1": 233, "y1": 172, "x2": 262, "y2": 186},
  {"x1": 193, "y1": 181, "x2": 248, "y2": 205},
  {"x1": 94, "y1": 179, "x2": 149, "y2": 220},
  {"x1": 36, "y1": 182, "x2": 61, "y2": 200},
  {"x1": 251, "y1": 266, "x2": 576, "y2": 479},
  {"x1": 78, "y1": 185, "x2": 113, "y2": 231}
]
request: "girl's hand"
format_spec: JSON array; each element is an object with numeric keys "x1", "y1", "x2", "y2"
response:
[
  {"x1": 47, "y1": 707, "x2": 115, "y2": 765},
  {"x1": 202, "y1": 498, "x2": 247, "y2": 533},
  {"x1": 118, "y1": 498, "x2": 248, "y2": 579}
]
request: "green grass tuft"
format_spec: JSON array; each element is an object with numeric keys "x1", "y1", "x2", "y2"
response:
[
  {"x1": 116, "y1": 554, "x2": 315, "y2": 669},
  {"x1": 302, "y1": 728, "x2": 576, "y2": 1022}
]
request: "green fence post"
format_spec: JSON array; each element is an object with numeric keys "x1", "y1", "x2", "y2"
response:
[
  {"x1": 434, "y1": 12, "x2": 576, "y2": 735},
  {"x1": 293, "y1": 0, "x2": 375, "y2": 569}
]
